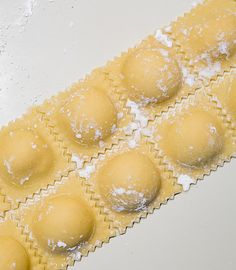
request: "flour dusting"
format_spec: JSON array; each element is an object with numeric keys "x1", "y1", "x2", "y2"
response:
[{"x1": 178, "y1": 174, "x2": 195, "y2": 191}]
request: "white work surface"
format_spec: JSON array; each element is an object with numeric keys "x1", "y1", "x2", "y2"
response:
[{"x1": 0, "y1": 1, "x2": 235, "y2": 269}]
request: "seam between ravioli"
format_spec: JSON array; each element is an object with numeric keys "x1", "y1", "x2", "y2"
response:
[{"x1": 8, "y1": 212, "x2": 48, "y2": 270}]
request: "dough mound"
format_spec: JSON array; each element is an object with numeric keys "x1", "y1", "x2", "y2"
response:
[
  {"x1": 0, "y1": 129, "x2": 53, "y2": 185},
  {"x1": 60, "y1": 88, "x2": 117, "y2": 146},
  {"x1": 122, "y1": 47, "x2": 182, "y2": 102},
  {"x1": 167, "y1": 109, "x2": 224, "y2": 167},
  {"x1": 98, "y1": 151, "x2": 161, "y2": 212},
  {"x1": 0, "y1": 236, "x2": 30, "y2": 270},
  {"x1": 33, "y1": 195, "x2": 95, "y2": 252}
]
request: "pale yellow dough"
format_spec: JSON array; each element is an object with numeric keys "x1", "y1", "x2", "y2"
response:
[
  {"x1": 187, "y1": 10, "x2": 235, "y2": 60},
  {"x1": 171, "y1": 0, "x2": 236, "y2": 64},
  {"x1": 0, "y1": 236, "x2": 30, "y2": 270},
  {"x1": 33, "y1": 195, "x2": 95, "y2": 252},
  {"x1": 59, "y1": 88, "x2": 117, "y2": 146},
  {"x1": 122, "y1": 47, "x2": 182, "y2": 102},
  {"x1": 210, "y1": 74, "x2": 236, "y2": 121},
  {"x1": 0, "y1": 128, "x2": 53, "y2": 186},
  {"x1": 166, "y1": 109, "x2": 224, "y2": 167},
  {"x1": 227, "y1": 77, "x2": 236, "y2": 118},
  {"x1": 98, "y1": 151, "x2": 161, "y2": 212}
]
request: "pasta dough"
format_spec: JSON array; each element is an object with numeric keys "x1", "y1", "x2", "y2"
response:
[
  {"x1": 33, "y1": 195, "x2": 95, "y2": 252},
  {"x1": 170, "y1": 0, "x2": 236, "y2": 74},
  {"x1": 0, "y1": 236, "x2": 30, "y2": 270},
  {"x1": 166, "y1": 109, "x2": 224, "y2": 167},
  {"x1": 59, "y1": 88, "x2": 117, "y2": 146},
  {"x1": 0, "y1": 129, "x2": 53, "y2": 186},
  {"x1": 122, "y1": 47, "x2": 182, "y2": 102},
  {"x1": 209, "y1": 73, "x2": 236, "y2": 121},
  {"x1": 98, "y1": 151, "x2": 161, "y2": 212}
]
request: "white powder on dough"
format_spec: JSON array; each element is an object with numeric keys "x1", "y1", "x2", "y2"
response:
[
  {"x1": 191, "y1": 0, "x2": 204, "y2": 7},
  {"x1": 164, "y1": 25, "x2": 172, "y2": 33},
  {"x1": 123, "y1": 122, "x2": 139, "y2": 135},
  {"x1": 181, "y1": 67, "x2": 195, "y2": 87},
  {"x1": 31, "y1": 142, "x2": 37, "y2": 149},
  {"x1": 94, "y1": 129, "x2": 102, "y2": 140},
  {"x1": 178, "y1": 174, "x2": 195, "y2": 191},
  {"x1": 111, "y1": 124, "x2": 117, "y2": 134},
  {"x1": 75, "y1": 133, "x2": 82, "y2": 139},
  {"x1": 218, "y1": 42, "x2": 229, "y2": 56},
  {"x1": 71, "y1": 154, "x2": 83, "y2": 169},
  {"x1": 209, "y1": 125, "x2": 217, "y2": 134},
  {"x1": 159, "y1": 48, "x2": 169, "y2": 57},
  {"x1": 111, "y1": 187, "x2": 147, "y2": 212},
  {"x1": 126, "y1": 100, "x2": 148, "y2": 128},
  {"x1": 141, "y1": 127, "x2": 153, "y2": 137},
  {"x1": 4, "y1": 158, "x2": 31, "y2": 185},
  {"x1": 3, "y1": 159, "x2": 14, "y2": 175},
  {"x1": 117, "y1": 112, "x2": 124, "y2": 120},
  {"x1": 156, "y1": 79, "x2": 168, "y2": 96},
  {"x1": 125, "y1": 99, "x2": 154, "y2": 148},
  {"x1": 47, "y1": 239, "x2": 55, "y2": 250},
  {"x1": 19, "y1": 174, "x2": 31, "y2": 185},
  {"x1": 199, "y1": 62, "x2": 221, "y2": 78},
  {"x1": 78, "y1": 164, "x2": 95, "y2": 179},
  {"x1": 112, "y1": 188, "x2": 144, "y2": 198},
  {"x1": 57, "y1": 241, "x2": 67, "y2": 248},
  {"x1": 155, "y1": 29, "x2": 173, "y2": 48},
  {"x1": 128, "y1": 139, "x2": 137, "y2": 149},
  {"x1": 99, "y1": 140, "x2": 105, "y2": 148}
]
